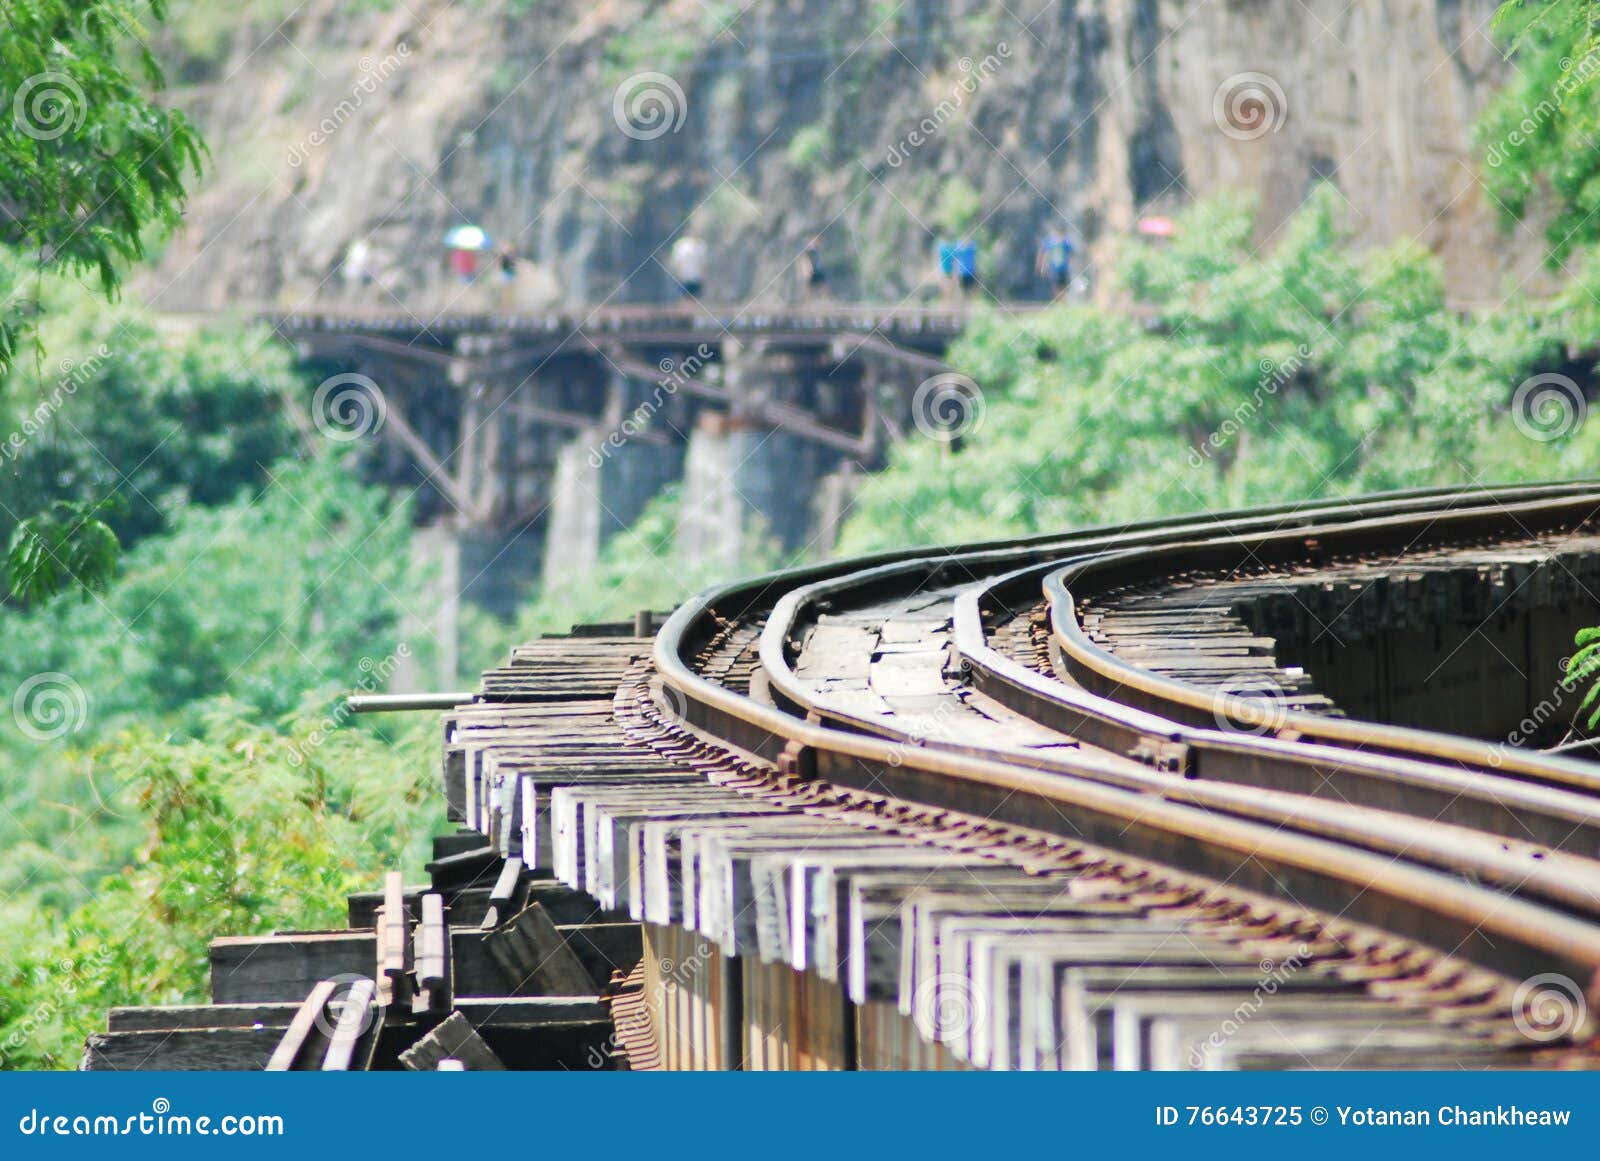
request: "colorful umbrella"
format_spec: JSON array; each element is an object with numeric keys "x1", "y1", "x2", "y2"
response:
[{"x1": 443, "y1": 225, "x2": 491, "y2": 251}]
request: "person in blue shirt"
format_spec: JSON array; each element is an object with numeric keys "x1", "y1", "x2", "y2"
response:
[
  {"x1": 938, "y1": 238, "x2": 978, "y2": 300},
  {"x1": 954, "y1": 240, "x2": 977, "y2": 290},
  {"x1": 1036, "y1": 227, "x2": 1075, "y2": 299}
]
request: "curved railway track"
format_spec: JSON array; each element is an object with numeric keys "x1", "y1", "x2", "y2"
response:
[
  {"x1": 86, "y1": 483, "x2": 1600, "y2": 1072},
  {"x1": 650, "y1": 482, "x2": 1600, "y2": 1068}
]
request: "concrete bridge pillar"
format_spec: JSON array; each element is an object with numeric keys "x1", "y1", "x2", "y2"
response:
[
  {"x1": 677, "y1": 412, "x2": 844, "y2": 569},
  {"x1": 673, "y1": 339, "x2": 865, "y2": 567},
  {"x1": 542, "y1": 426, "x2": 684, "y2": 591},
  {"x1": 394, "y1": 519, "x2": 547, "y2": 689}
]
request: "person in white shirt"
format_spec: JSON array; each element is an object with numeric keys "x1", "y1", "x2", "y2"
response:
[
  {"x1": 342, "y1": 238, "x2": 375, "y2": 290},
  {"x1": 669, "y1": 234, "x2": 708, "y2": 300}
]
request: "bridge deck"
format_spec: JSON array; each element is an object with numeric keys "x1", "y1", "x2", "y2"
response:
[{"x1": 265, "y1": 303, "x2": 1014, "y2": 345}]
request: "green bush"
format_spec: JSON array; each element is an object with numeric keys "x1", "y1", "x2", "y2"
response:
[
  {"x1": 838, "y1": 189, "x2": 1588, "y2": 552},
  {"x1": 0, "y1": 710, "x2": 438, "y2": 1069},
  {"x1": 0, "y1": 268, "x2": 300, "y2": 589},
  {"x1": 787, "y1": 124, "x2": 833, "y2": 173}
]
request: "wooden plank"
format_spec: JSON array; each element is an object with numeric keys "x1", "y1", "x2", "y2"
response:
[
  {"x1": 377, "y1": 871, "x2": 413, "y2": 1007},
  {"x1": 559, "y1": 922, "x2": 643, "y2": 985},
  {"x1": 110, "y1": 995, "x2": 606, "y2": 1034},
  {"x1": 210, "y1": 933, "x2": 371, "y2": 1003},
  {"x1": 398, "y1": 1011, "x2": 505, "y2": 1072},
  {"x1": 434, "y1": 829, "x2": 494, "y2": 860},
  {"x1": 456, "y1": 996, "x2": 608, "y2": 1025},
  {"x1": 482, "y1": 856, "x2": 524, "y2": 930},
  {"x1": 265, "y1": 979, "x2": 338, "y2": 1071},
  {"x1": 108, "y1": 1003, "x2": 301, "y2": 1032},
  {"x1": 322, "y1": 977, "x2": 378, "y2": 1071},
  {"x1": 414, "y1": 892, "x2": 452, "y2": 1015},
  {"x1": 82, "y1": 1028, "x2": 281, "y2": 1071},
  {"x1": 424, "y1": 845, "x2": 502, "y2": 890},
  {"x1": 482, "y1": 902, "x2": 593, "y2": 995}
]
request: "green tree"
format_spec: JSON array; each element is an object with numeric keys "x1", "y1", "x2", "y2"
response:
[
  {"x1": 0, "y1": 0, "x2": 206, "y2": 598},
  {"x1": 0, "y1": 452, "x2": 426, "y2": 915},
  {"x1": 1478, "y1": 0, "x2": 1600, "y2": 265},
  {"x1": 0, "y1": 276, "x2": 300, "y2": 571},
  {"x1": 837, "y1": 192, "x2": 1585, "y2": 554},
  {"x1": 0, "y1": 0, "x2": 204, "y2": 360},
  {"x1": 0, "y1": 711, "x2": 439, "y2": 1069}
]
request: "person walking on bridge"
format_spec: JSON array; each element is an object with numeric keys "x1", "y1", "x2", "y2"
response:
[
  {"x1": 443, "y1": 224, "x2": 491, "y2": 283},
  {"x1": 797, "y1": 237, "x2": 829, "y2": 301},
  {"x1": 342, "y1": 238, "x2": 377, "y2": 295},
  {"x1": 1036, "y1": 226, "x2": 1075, "y2": 300},
  {"x1": 937, "y1": 237, "x2": 978, "y2": 302},
  {"x1": 670, "y1": 233, "x2": 708, "y2": 301}
]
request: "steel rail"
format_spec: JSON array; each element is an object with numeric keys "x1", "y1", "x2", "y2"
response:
[
  {"x1": 1043, "y1": 490, "x2": 1600, "y2": 790},
  {"x1": 955, "y1": 564, "x2": 1600, "y2": 852},
  {"x1": 752, "y1": 497, "x2": 1600, "y2": 914},
  {"x1": 757, "y1": 545, "x2": 1600, "y2": 865},
  {"x1": 654, "y1": 482, "x2": 1600, "y2": 1005},
  {"x1": 759, "y1": 487, "x2": 1600, "y2": 818}
]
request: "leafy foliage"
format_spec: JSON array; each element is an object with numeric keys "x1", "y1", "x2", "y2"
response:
[
  {"x1": 1478, "y1": 0, "x2": 1600, "y2": 265},
  {"x1": 0, "y1": 0, "x2": 207, "y2": 599},
  {"x1": 0, "y1": 449, "x2": 439, "y2": 1068},
  {"x1": 0, "y1": 711, "x2": 437, "y2": 1069},
  {"x1": 0, "y1": 270, "x2": 300, "y2": 600},
  {"x1": 1565, "y1": 625, "x2": 1600, "y2": 730},
  {"x1": 0, "y1": 0, "x2": 205, "y2": 356},
  {"x1": 0, "y1": 454, "x2": 420, "y2": 742},
  {"x1": 838, "y1": 188, "x2": 1591, "y2": 554},
  {"x1": 4, "y1": 499, "x2": 119, "y2": 603}
]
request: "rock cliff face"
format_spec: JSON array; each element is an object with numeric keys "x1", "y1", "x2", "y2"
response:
[{"x1": 147, "y1": 0, "x2": 1531, "y2": 313}]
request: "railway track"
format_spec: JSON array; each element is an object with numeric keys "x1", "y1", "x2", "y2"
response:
[{"x1": 86, "y1": 483, "x2": 1600, "y2": 1071}]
